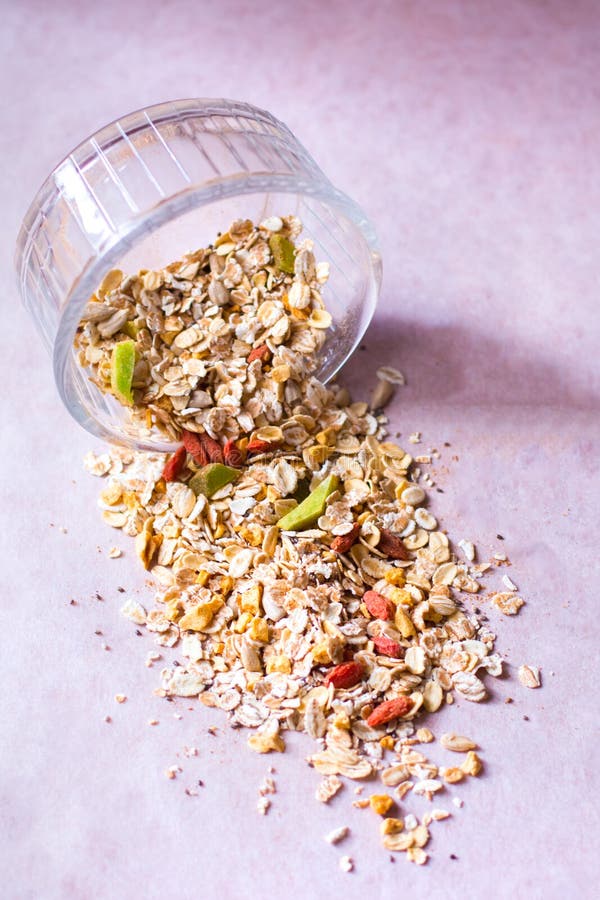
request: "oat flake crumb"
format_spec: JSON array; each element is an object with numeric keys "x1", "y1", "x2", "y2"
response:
[
  {"x1": 325, "y1": 826, "x2": 349, "y2": 845},
  {"x1": 518, "y1": 665, "x2": 541, "y2": 689},
  {"x1": 339, "y1": 855, "x2": 354, "y2": 873}
]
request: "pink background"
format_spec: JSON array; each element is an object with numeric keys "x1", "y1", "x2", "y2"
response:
[{"x1": 2, "y1": 1, "x2": 599, "y2": 897}]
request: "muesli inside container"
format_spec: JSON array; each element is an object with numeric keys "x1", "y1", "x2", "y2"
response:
[{"x1": 15, "y1": 98, "x2": 381, "y2": 449}]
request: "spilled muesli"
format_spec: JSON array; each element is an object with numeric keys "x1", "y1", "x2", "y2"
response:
[{"x1": 80, "y1": 217, "x2": 531, "y2": 866}]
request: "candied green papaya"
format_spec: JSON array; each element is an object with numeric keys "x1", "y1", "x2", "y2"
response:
[
  {"x1": 276, "y1": 474, "x2": 339, "y2": 531},
  {"x1": 110, "y1": 340, "x2": 136, "y2": 406},
  {"x1": 269, "y1": 233, "x2": 296, "y2": 274},
  {"x1": 189, "y1": 463, "x2": 240, "y2": 498}
]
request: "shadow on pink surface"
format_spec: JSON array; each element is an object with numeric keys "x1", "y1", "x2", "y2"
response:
[{"x1": 353, "y1": 315, "x2": 598, "y2": 411}]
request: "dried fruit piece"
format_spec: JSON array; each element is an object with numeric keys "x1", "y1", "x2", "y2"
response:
[
  {"x1": 378, "y1": 529, "x2": 411, "y2": 561},
  {"x1": 461, "y1": 751, "x2": 483, "y2": 776},
  {"x1": 247, "y1": 730, "x2": 285, "y2": 753},
  {"x1": 120, "y1": 320, "x2": 139, "y2": 340},
  {"x1": 247, "y1": 344, "x2": 270, "y2": 364},
  {"x1": 246, "y1": 438, "x2": 281, "y2": 455},
  {"x1": 182, "y1": 429, "x2": 209, "y2": 465},
  {"x1": 370, "y1": 794, "x2": 394, "y2": 815},
  {"x1": 372, "y1": 634, "x2": 404, "y2": 658},
  {"x1": 110, "y1": 339, "x2": 135, "y2": 405},
  {"x1": 223, "y1": 438, "x2": 244, "y2": 468},
  {"x1": 381, "y1": 817, "x2": 404, "y2": 836},
  {"x1": 161, "y1": 445, "x2": 186, "y2": 483},
  {"x1": 331, "y1": 523, "x2": 360, "y2": 554},
  {"x1": 189, "y1": 463, "x2": 240, "y2": 498},
  {"x1": 324, "y1": 661, "x2": 365, "y2": 690},
  {"x1": 277, "y1": 474, "x2": 339, "y2": 531},
  {"x1": 367, "y1": 696, "x2": 414, "y2": 727},
  {"x1": 363, "y1": 590, "x2": 396, "y2": 621},
  {"x1": 269, "y1": 233, "x2": 296, "y2": 273},
  {"x1": 179, "y1": 599, "x2": 224, "y2": 632},
  {"x1": 200, "y1": 433, "x2": 224, "y2": 464}
]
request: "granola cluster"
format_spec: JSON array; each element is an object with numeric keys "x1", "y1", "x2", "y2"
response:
[{"x1": 82, "y1": 220, "x2": 527, "y2": 866}]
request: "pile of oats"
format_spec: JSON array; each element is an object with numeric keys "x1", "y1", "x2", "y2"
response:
[{"x1": 83, "y1": 219, "x2": 529, "y2": 866}]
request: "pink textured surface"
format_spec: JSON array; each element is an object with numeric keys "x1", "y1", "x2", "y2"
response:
[{"x1": 1, "y1": 1, "x2": 599, "y2": 898}]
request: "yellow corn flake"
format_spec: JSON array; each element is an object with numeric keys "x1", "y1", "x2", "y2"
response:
[
  {"x1": 213, "y1": 522, "x2": 226, "y2": 539},
  {"x1": 312, "y1": 643, "x2": 332, "y2": 665},
  {"x1": 389, "y1": 587, "x2": 414, "y2": 606},
  {"x1": 134, "y1": 517, "x2": 162, "y2": 570},
  {"x1": 220, "y1": 576, "x2": 234, "y2": 596},
  {"x1": 394, "y1": 606, "x2": 417, "y2": 638},
  {"x1": 233, "y1": 611, "x2": 252, "y2": 634},
  {"x1": 384, "y1": 568, "x2": 406, "y2": 587},
  {"x1": 178, "y1": 598, "x2": 223, "y2": 632},
  {"x1": 265, "y1": 486, "x2": 281, "y2": 504},
  {"x1": 247, "y1": 731, "x2": 286, "y2": 753},
  {"x1": 195, "y1": 569, "x2": 210, "y2": 586},
  {"x1": 316, "y1": 427, "x2": 337, "y2": 446},
  {"x1": 266, "y1": 655, "x2": 292, "y2": 674},
  {"x1": 380, "y1": 736, "x2": 395, "y2": 751},
  {"x1": 461, "y1": 751, "x2": 483, "y2": 776},
  {"x1": 239, "y1": 584, "x2": 262, "y2": 615},
  {"x1": 249, "y1": 617, "x2": 269, "y2": 643},
  {"x1": 370, "y1": 794, "x2": 394, "y2": 816},
  {"x1": 380, "y1": 817, "x2": 404, "y2": 836},
  {"x1": 164, "y1": 601, "x2": 183, "y2": 623},
  {"x1": 238, "y1": 524, "x2": 263, "y2": 546},
  {"x1": 333, "y1": 711, "x2": 351, "y2": 731}
]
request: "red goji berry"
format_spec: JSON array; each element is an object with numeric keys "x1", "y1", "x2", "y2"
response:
[
  {"x1": 200, "y1": 433, "x2": 224, "y2": 464},
  {"x1": 363, "y1": 589, "x2": 395, "y2": 621},
  {"x1": 247, "y1": 344, "x2": 270, "y2": 364},
  {"x1": 182, "y1": 429, "x2": 209, "y2": 466},
  {"x1": 324, "y1": 661, "x2": 365, "y2": 690},
  {"x1": 378, "y1": 528, "x2": 410, "y2": 561},
  {"x1": 161, "y1": 445, "x2": 187, "y2": 483},
  {"x1": 223, "y1": 438, "x2": 244, "y2": 468},
  {"x1": 246, "y1": 439, "x2": 281, "y2": 455},
  {"x1": 367, "y1": 696, "x2": 414, "y2": 728},
  {"x1": 331, "y1": 523, "x2": 360, "y2": 554},
  {"x1": 372, "y1": 634, "x2": 404, "y2": 658}
]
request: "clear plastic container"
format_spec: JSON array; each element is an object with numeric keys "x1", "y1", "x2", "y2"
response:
[{"x1": 15, "y1": 98, "x2": 381, "y2": 450}]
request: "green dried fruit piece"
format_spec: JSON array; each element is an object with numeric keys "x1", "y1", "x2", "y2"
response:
[
  {"x1": 121, "y1": 320, "x2": 140, "y2": 340},
  {"x1": 189, "y1": 463, "x2": 240, "y2": 498},
  {"x1": 110, "y1": 339, "x2": 136, "y2": 406},
  {"x1": 269, "y1": 234, "x2": 296, "y2": 274},
  {"x1": 276, "y1": 474, "x2": 339, "y2": 531}
]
